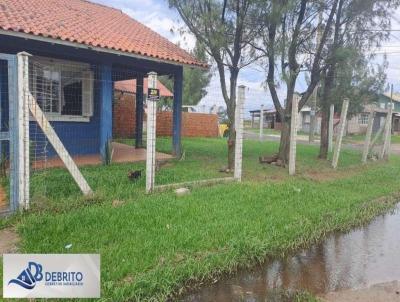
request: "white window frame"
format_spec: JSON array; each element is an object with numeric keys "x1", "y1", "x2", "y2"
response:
[
  {"x1": 358, "y1": 113, "x2": 369, "y2": 125},
  {"x1": 30, "y1": 57, "x2": 94, "y2": 122}
]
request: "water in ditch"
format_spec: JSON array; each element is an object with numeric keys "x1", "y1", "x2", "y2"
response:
[{"x1": 183, "y1": 204, "x2": 400, "y2": 301}]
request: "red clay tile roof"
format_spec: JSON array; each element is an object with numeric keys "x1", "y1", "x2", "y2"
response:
[
  {"x1": 115, "y1": 79, "x2": 173, "y2": 98},
  {"x1": 0, "y1": 0, "x2": 206, "y2": 68}
]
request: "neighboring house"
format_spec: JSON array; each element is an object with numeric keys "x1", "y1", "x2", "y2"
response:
[
  {"x1": 376, "y1": 92, "x2": 400, "y2": 133},
  {"x1": 298, "y1": 106, "x2": 321, "y2": 134},
  {"x1": 347, "y1": 93, "x2": 400, "y2": 135},
  {"x1": 113, "y1": 79, "x2": 173, "y2": 139},
  {"x1": 249, "y1": 92, "x2": 400, "y2": 136},
  {"x1": 346, "y1": 103, "x2": 376, "y2": 135},
  {"x1": 249, "y1": 109, "x2": 283, "y2": 130},
  {"x1": 0, "y1": 0, "x2": 205, "y2": 159}
]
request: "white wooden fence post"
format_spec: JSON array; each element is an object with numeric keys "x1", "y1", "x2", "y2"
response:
[
  {"x1": 259, "y1": 104, "x2": 264, "y2": 141},
  {"x1": 328, "y1": 104, "x2": 334, "y2": 153},
  {"x1": 332, "y1": 98, "x2": 349, "y2": 169},
  {"x1": 362, "y1": 111, "x2": 375, "y2": 164},
  {"x1": 146, "y1": 72, "x2": 157, "y2": 193},
  {"x1": 17, "y1": 52, "x2": 30, "y2": 210},
  {"x1": 289, "y1": 95, "x2": 299, "y2": 175},
  {"x1": 234, "y1": 85, "x2": 245, "y2": 181}
]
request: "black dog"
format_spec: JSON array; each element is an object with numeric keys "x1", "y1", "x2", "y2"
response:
[{"x1": 128, "y1": 169, "x2": 143, "y2": 181}]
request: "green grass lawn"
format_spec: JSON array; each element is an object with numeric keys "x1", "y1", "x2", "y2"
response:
[{"x1": 1, "y1": 138, "x2": 400, "y2": 301}]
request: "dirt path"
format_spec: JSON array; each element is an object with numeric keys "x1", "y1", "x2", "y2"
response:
[
  {"x1": 322, "y1": 281, "x2": 400, "y2": 302},
  {"x1": 0, "y1": 228, "x2": 19, "y2": 254}
]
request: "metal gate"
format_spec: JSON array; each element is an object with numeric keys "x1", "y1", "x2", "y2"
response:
[{"x1": 0, "y1": 53, "x2": 20, "y2": 215}]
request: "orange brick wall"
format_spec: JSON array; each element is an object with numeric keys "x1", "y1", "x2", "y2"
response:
[
  {"x1": 113, "y1": 93, "x2": 219, "y2": 138},
  {"x1": 156, "y1": 112, "x2": 219, "y2": 137},
  {"x1": 113, "y1": 92, "x2": 136, "y2": 138}
]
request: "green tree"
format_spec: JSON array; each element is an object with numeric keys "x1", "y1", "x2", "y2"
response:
[
  {"x1": 183, "y1": 42, "x2": 212, "y2": 106},
  {"x1": 160, "y1": 41, "x2": 211, "y2": 106},
  {"x1": 254, "y1": 0, "x2": 339, "y2": 164},
  {"x1": 318, "y1": 0, "x2": 399, "y2": 159},
  {"x1": 169, "y1": 0, "x2": 263, "y2": 169},
  {"x1": 327, "y1": 49, "x2": 387, "y2": 117}
]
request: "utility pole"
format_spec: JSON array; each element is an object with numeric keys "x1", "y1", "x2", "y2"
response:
[{"x1": 309, "y1": 11, "x2": 323, "y2": 143}]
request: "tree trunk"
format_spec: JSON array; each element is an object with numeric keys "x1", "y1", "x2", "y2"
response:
[
  {"x1": 319, "y1": 108, "x2": 329, "y2": 159},
  {"x1": 319, "y1": 71, "x2": 335, "y2": 159},
  {"x1": 226, "y1": 68, "x2": 238, "y2": 170},
  {"x1": 278, "y1": 116, "x2": 291, "y2": 164},
  {"x1": 228, "y1": 130, "x2": 236, "y2": 170}
]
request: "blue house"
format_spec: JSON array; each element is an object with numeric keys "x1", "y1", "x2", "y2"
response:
[{"x1": 0, "y1": 0, "x2": 206, "y2": 162}]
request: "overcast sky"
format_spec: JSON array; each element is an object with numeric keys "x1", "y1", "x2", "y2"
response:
[{"x1": 92, "y1": 0, "x2": 400, "y2": 112}]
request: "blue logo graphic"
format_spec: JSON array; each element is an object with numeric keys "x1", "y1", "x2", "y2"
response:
[{"x1": 8, "y1": 262, "x2": 43, "y2": 290}]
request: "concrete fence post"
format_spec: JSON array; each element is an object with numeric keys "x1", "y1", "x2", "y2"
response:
[
  {"x1": 332, "y1": 98, "x2": 349, "y2": 169},
  {"x1": 289, "y1": 95, "x2": 299, "y2": 176},
  {"x1": 362, "y1": 111, "x2": 375, "y2": 164},
  {"x1": 234, "y1": 85, "x2": 245, "y2": 181},
  {"x1": 328, "y1": 104, "x2": 334, "y2": 153},
  {"x1": 146, "y1": 72, "x2": 157, "y2": 193},
  {"x1": 17, "y1": 52, "x2": 30, "y2": 210},
  {"x1": 259, "y1": 104, "x2": 264, "y2": 141},
  {"x1": 380, "y1": 102, "x2": 393, "y2": 160}
]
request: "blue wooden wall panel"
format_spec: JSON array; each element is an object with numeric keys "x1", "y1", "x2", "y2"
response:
[
  {"x1": 135, "y1": 75, "x2": 144, "y2": 148},
  {"x1": 173, "y1": 66, "x2": 183, "y2": 156},
  {"x1": 0, "y1": 61, "x2": 10, "y2": 159},
  {"x1": 99, "y1": 64, "x2": 113, "y2": 161},
  {"x1": 29, "y1": 66, "x2": 101, "y2": 157}
]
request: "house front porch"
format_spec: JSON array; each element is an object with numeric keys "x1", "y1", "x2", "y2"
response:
[{"x1": 32, "y1": 142, "x2": 173, "y2": 169}]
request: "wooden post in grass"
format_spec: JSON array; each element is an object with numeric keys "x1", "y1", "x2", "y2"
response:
[
  {"x1": 328, "y1": 104, "x2": 334, "y2": 153},
  {"x1": 259, "y1": 104, "x2": 264, "y2": 141},
  {"x1": 289, "y1": 95, "x2": 299, "y2": 175},
  {"x1": 146, "y1": 72, "x2": 157, "y2": 193},
  {"x1": 332, "y1": 98, "x2": 349, "y2": 169},
  {"x1": 362, "y1": 111, "x2": 375, "y2": 164},
  {"x1": 234, "y1": 85, "x2": 245, "y2": 181}
]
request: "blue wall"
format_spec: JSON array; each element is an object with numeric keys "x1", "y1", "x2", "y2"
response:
[
  {"x1": 0, "y1": 61, "x2": 112, "y2": 159},
  {"x1": 0, "y1": 60, "x2": 10, "y2": 157},
  {"x1": 29, "y1": 65, "x2": 102, "y2": 158}
]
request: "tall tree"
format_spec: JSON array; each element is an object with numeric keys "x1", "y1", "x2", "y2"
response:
[
  {"x1": 254, "y1": 0, "x2": 339, "y2": 164},
  {"x1": 169, "y1": 0, "x2": 263, "y2": 169},
  {"x1": 318, "y1": 0, "x2": 399, "y2": 159},
  {"x1": 183, "y1": 42, "x2": 212, "y2": 106},
  {"x1": 160, "y1": 41, "x2": 212, "y2": 106},
  {"x1": 327, "y1": 49, "x2": 387, "y2": 117}
]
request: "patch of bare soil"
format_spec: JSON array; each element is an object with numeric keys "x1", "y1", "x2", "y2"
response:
[
  {"x1": 0, "y1": 184, "x2": 8, "y2": 212},
  {"x1": 322, "y1": 281, "x2": 400, "y2": 302},
  {"x1": 0, "y1": 228, "x2": 19, "y2": 254}
]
